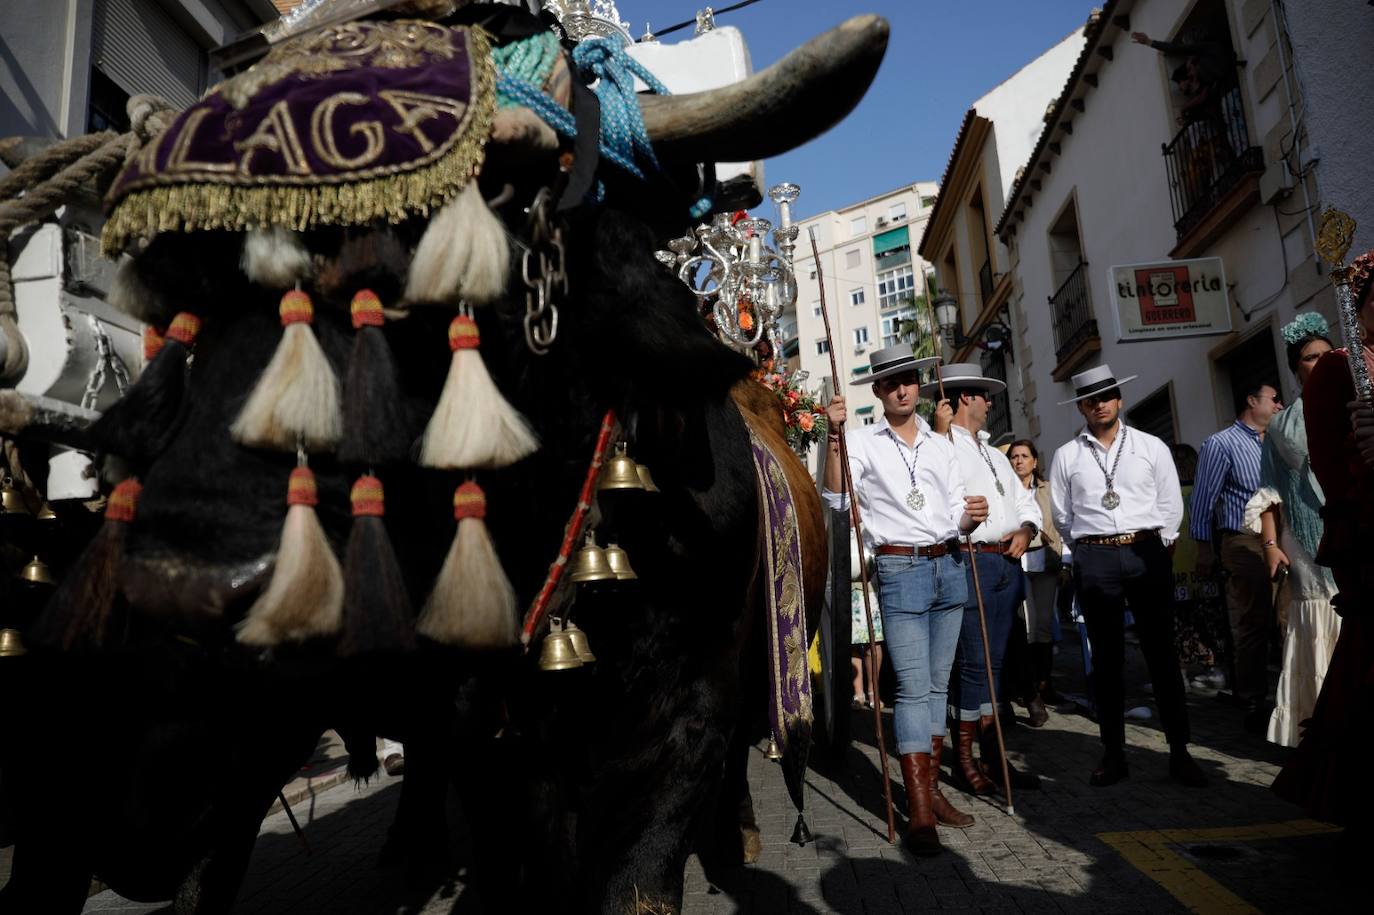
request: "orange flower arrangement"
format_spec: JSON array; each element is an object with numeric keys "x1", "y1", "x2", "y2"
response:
[{"x1": 754, "y1": 369, "x2": 828, "y2": 452}]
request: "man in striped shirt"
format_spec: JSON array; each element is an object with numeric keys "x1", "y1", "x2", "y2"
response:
[{"x1": 1190, "y1": 381, "x2": 1284, "y2": 729}]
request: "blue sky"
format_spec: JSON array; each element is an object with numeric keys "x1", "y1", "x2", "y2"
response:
[{"x1": 626, "y1": 0, "x2": 1096, "y2": 218}]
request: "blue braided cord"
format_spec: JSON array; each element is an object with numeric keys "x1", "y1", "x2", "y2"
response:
[{"x1": 571, "y1": 37, "x2": 667, "y2": 180}]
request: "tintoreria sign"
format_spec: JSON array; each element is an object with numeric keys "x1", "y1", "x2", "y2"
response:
[{"x1": 1108, "y1": 257, "x2": 1231, "y2": 342}]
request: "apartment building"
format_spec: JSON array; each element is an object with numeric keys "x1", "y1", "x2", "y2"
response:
[{"x1": 786, "y1": 181, "x2": 939, "y2": 440}]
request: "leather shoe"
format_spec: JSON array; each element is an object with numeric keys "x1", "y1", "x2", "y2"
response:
[
  {"x1": 1089, "y1": 751, "x2": 1128, "y2": 787},
  {"x1": 1169, "y1": 746, "x2": 1208, "y2": 787}
]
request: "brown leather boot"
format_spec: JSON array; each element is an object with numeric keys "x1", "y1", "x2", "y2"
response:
[
  {"x1": 929, "y1": 736, "x2": 974, "y2": 828},
  {"x1": 979, "y1": 715, "x2": 1041, "y2": 790},
  {"x1": 898, "y1": 753, "x2": 942, "y2": 855},
  {"x1": 955, "y1": 721, "x2": 994, "y2": 794}
]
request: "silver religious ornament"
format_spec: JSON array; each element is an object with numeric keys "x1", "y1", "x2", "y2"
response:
[
  {"x1": 545, "y1": 0, "x2": 635, "y2": 44},
  {"x1": 1101, "y1": 489, "x2": 1121, "y2": 510},
  {"x1": 1315, "y1": 208, "x2": 1371, "y2": 401},
  {"x1": 995, "y1": 480, "x2": 1006, "y2": 497},
  {"x1": 907, "y1": 488, "x2": 926, "y2": 511},
  {"x1": 656, "y1": 183, "x2": 802, "y2": 362},
  {"x1": 1089, "y1": 427, "x2": 1128, "y2": 511}
]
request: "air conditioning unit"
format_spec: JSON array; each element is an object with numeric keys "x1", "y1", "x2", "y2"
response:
[{"x1": 875, "y1": 217, "x2": 888, "y2": 228}]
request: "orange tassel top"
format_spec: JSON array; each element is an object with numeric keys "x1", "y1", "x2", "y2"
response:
[
  {"x1": 448, "y1": 314, "x2": 481, "y2": 352},
  {"x1": 351, "y1": 290, "x2": 384, "y2": 329},
  {"x1": 165, "y1": 312, "x2": 202, "y2": 346},
  {"x1": 106, "y1": 478, "x2": 143, "y2": 522},
  {"x1": 287, "y1": 466, "x2": 319, "y2": 507},
  {"x1": 453, "y1": 480, "x2": 487, "y2": 520},
  {"x1": 351, "y1": 475, "x2": 385, "y2": 517},
  {"x1": 279, "y1": 290, "x2": 314, "y2": 327}
]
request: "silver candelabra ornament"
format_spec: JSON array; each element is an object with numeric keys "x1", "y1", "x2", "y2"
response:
[{"x1": 657, "y1": 183, "x2": 803, "y2": 364}]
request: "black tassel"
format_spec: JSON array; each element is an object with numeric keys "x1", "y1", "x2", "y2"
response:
[
  {"x1": 89, "y1": 313, "x2": 200, "y2": 466},
  {"x1": 29, "y1": 478, "x2": 141, "y2": 651},
  {"x1": 339, "y1": 290, "x2": 412, "y2": 466},
  {"x1": 338, "y1": 475, "x2": 417, "y2": 657}
]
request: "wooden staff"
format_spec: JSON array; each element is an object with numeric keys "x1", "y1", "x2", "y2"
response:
[
  {"x1": 808, "y1": 228, "x2": 896, "y2": 845},
  {"x1": 924, "y1": 291, "x2": 1016, "y2": 814}
]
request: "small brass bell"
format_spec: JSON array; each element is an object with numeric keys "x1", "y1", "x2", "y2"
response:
[
  {"x1": 765, "y1": 737, "x2": 783, "y2": 760},
  {"x1": 0, "y1": 628, "x2": 26, "y2": 658},
  {"x1": 564, "y1": 622, "x2": 596, "y2": 664},
  {"x1": 569, "y1": 530, "x2": 616, "y2": 583},
  {"x1": 36, "y1": 503, "x2": 57, "y2": 522},
  {"x1": 599, "y1": 442, "x2": 646, "y2": 491},
  {"x1": 538, "y1": 624, "x2": 584, "y2": 672},
  {"x1": 1, "y1": 477, "x2": 31, "y2": 516},
  {"x1": 636, "y1": 463, "x2": 660, "y2": 493},
  {"x1": 19, "y1": 555, "x2": 54, "y2": 586},
  {"x1": 602, "y1": 543, "x2": 637, "y2": 581}
]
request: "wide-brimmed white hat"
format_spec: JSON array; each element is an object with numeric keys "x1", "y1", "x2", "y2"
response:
[
  {"x1": 918, "y1": 362, "x2": 1006, "y2": 398},
  {"x1": 848, "y1": 343, "x2": 941, "y2": 386},
  {"x1": 1058, "y1": 363, "x2": 1138, "y2": 405}
]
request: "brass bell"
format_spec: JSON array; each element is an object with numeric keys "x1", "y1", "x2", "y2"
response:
[
  {"x1": 602, "y1": 543, "x2": 637, "y2": 581},
  {"x1": 1, "y1": 477, "x2": 30, "y2": 516},
  {"x1": 765, "y1": 737, "x2": 783, "y2": 760},
  {"x1": 19, "y1": 555, "x2": 54, "y2": 586},
  {"x1": 36, "y1": 503, "x2": 57, "y2": 522},
  {"x1": 569, "y1": 530, "x2": 616, "y2": 583},
  {"x1": 636, "y1": 463, "x2": 660, "y2": 493},
  {"x1": 564, "y1": 622, "x2": 596, "y2": 664},
  {"x1": 599, "y1": 442, "x2": 646, "y2": 491},
  {"x1": 0, "y1": 628, "x2": 26, "y2": 658},
  {"x1": 538, "y1": 624, "x2": 584, "y2": 672}
]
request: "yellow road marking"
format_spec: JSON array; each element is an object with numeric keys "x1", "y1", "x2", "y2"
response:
[{"x1": 1096, "y1": 819, "x2": 1340, "y2": 914}]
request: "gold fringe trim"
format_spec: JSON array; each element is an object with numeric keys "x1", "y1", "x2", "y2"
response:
[{"x1": 101, "y1": 28, "x2": 496, "y2": 258}]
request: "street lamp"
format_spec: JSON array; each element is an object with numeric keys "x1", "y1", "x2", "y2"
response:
[{"x1": 932, "y1": 289, "x2": 959, "y2": 345}]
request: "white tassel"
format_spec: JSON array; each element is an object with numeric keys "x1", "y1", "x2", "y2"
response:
[
  {"x1": 416, "y1": 481, "x2": 518, "y2": 649},
  {"x1": 242, "y1": 227, "x2": 313, "y2": 288},
  {"x1": 237, "y1": 467, "x2": 344, "y2": 646},
  {"x1": 405, "y1": 181, "x2": 510, "y2": 305},
  {"x1": 109, "y1": 257, "x2": 170, "y2": 324},
  {"x1": 419, "y1": 313, "x2": 538, "y2": 470},
  {"x1": 231, "y1": 290, "x2": 342, "y2": 451}
]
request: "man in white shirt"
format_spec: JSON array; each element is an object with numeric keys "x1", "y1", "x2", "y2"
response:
[
  {"x1": 823, "y1": 344, "x2": 989, "y2": 856},
  {"x1": 923, "y1": 364, "x2": 1043, "y2": 797},
  {"x1": 1049, "y1": 364, "x2": 1206, "y2": 789}
]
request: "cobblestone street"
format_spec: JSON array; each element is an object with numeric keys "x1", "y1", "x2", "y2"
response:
[{"x1": 66, "y1": 634, "x2": 1353, "y2": 914}]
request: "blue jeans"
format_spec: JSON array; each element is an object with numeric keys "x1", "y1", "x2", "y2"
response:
[
  {"x1": 876, "y1": 552, "x2": 968, "y2": 755},
  {"x1": 953, "y1": 552, "x2": 1025, "y2": 721}
]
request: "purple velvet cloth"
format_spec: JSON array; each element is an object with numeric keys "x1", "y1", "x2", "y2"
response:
[
  {"x1": 108, "y1": 20, "x2": 483, "y2": 204},
  {"x1": 749, "y1": 429, "x2": 814, "y2": 812}
]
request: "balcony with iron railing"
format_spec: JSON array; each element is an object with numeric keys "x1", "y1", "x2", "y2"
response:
[
  {"x1": 1049, "y1": 261, "x2": 1099, "y2": 380},
  {"x1": 1162, "y1": 82, "x2": 1265, "y2": 255}
]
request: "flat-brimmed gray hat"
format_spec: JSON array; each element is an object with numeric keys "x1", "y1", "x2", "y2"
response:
[
  {"x1": 918, "y1": 362, "x2": 1006, "y2": 398},
  {"x1": 1057, "y1": 363, "x2": 1138, "y2": 405},
  {"x1": 848, "y1": 343, "x2": 941, "y2": 386}
]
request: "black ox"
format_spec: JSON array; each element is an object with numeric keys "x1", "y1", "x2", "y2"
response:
[{"x1": 0, "y1": 8, "x2": 888, "y2": 913}]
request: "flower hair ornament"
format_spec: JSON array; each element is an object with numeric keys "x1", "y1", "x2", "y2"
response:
[{"x1": 1281, "y1": 312, "x2": 1331, "y2": 345}]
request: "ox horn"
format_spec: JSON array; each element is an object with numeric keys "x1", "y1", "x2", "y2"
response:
[{"x1": 640, "y1": 14, "x2": 889, "y2": 162}]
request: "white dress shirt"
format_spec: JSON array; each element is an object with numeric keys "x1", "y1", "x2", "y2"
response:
[
  {"x1": 949, "y1": 425, "x2": 1042, "y2": 544},
  {"x1": 822, "y1": 415, "x2": 965, "y2": 550},
  {"x1": 1049, "y1": 422, "x2": 1184, "y2": 545}
]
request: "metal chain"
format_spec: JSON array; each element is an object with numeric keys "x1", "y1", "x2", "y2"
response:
[
  {"x1": 80, "y1": 315, "x2": 131, "y2": 410},
  {"x1": 520, "y1": 188, "x2": 566, "y2": 355}
]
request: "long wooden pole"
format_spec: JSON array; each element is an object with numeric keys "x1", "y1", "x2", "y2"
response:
[
  {"x1": 808, "y1": 229, "x2": 897, "y2": 845},
  {"x1": 926, "y1": 290, "x2": 1015, "y2": 814}
]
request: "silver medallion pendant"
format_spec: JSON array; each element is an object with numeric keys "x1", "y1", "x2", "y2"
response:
[
  {"x1": 907, "y1": 488, "x2": 926, "y2": 511},
  {"x1": 1101, "y1": 489, "x2": 1121, "y2": 510},
  {"x1": 995, "y1": 481, "x2": 1006, "y2": 497}
]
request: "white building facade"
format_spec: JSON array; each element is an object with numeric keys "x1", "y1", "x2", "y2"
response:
[
  {"x1": 996, "y1": 0, "x2": 1343, "y2": 458},
  {"x1": 917, "y1": 25, "x2": 1086, "y2": 444},
  {"x1": 785, "y1": 182, "x2": 939, "y2": 437}
]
